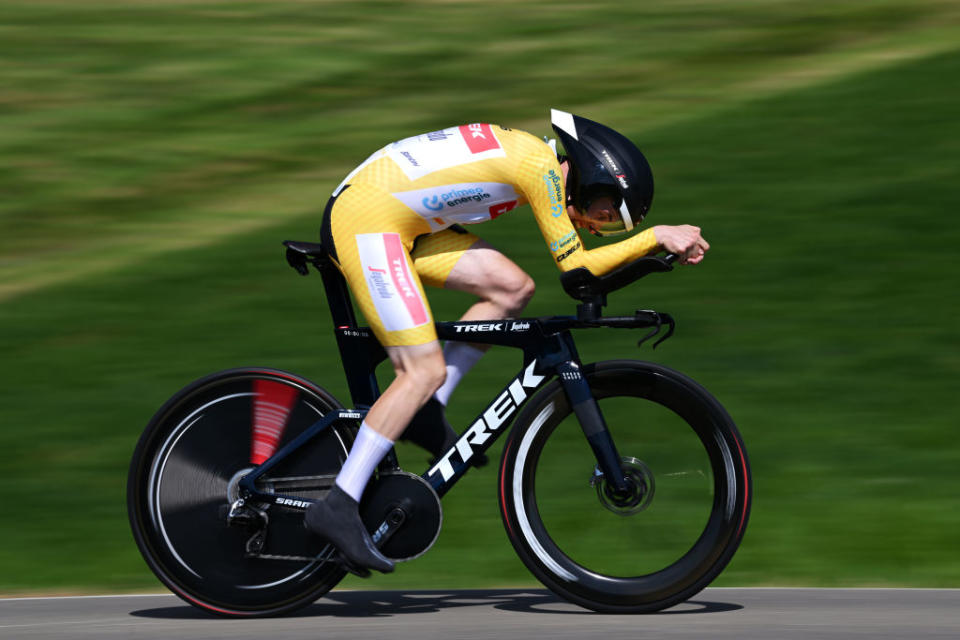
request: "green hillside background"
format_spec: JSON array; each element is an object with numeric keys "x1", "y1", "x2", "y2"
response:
[{"x1": 1, "y1": 0, "x2": 958, "y2": 594}]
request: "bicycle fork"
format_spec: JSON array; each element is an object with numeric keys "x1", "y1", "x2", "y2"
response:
[{"x1": 555, "y1": 360, "x2": 631, "y2": 495}]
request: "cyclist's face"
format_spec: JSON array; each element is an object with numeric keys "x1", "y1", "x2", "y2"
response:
[
  {"x1": 560, "y1": 160, "x2": 620, "y2": 235},
  {"x1": 567, "y1": 196, "x2": 620, "y2": 235}
]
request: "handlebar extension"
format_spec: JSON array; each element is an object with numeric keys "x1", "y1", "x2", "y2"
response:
[{"x1": 560, "y1": 253, "x2": 678, "y2": 321}]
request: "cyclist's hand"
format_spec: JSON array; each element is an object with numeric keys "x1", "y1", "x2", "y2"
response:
[{"x1": 652, "y1": 225, "x2": 710, "y2": 265}]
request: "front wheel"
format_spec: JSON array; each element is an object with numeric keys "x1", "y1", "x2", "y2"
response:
[{"x1": 499, "y1": 360, "x2": 750, "y2": 613}]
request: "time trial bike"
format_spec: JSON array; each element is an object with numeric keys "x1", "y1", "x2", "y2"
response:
[{"x1": 127, "y1": 239, "x2": 751, "y2": 616}]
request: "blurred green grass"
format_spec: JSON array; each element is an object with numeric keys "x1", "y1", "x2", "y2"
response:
[{"x1": 1, "y1": 0, "x2": 958, "y2": 593}]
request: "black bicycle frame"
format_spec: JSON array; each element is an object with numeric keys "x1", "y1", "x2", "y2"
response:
[{"x1": 239, "y1": 248, "x2": 667, "y2": 506}]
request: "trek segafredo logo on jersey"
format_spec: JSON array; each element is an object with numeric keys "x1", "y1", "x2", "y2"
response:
[
  {"x1": 428, "y1": 360, "x2": 545, "y2": 483},
  {"x1": 356, "y1": 233, "x2": 428, "y2": 332}
]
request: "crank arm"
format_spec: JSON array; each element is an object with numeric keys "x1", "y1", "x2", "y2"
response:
[{"x1": 370, "y1": 506, "x2": 407, "y2": 548}]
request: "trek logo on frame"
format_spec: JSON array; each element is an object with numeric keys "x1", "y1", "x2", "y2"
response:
[{"x1": 428, "y1": 360, "x2": 545, "y2": 482}]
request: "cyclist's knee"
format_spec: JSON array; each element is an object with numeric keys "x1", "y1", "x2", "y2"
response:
[
  {"x1": 516, "y1": 274, "x2": 536, "y2": 310},
  {"x1": 393, "y1": 346, "x2": 447, "y2": 394},
  {"x1": 496, "y1": 272, "x2": 535, "y2": 315},
  {"x1": 407, "y1": 358, "x2": 447, "y2": 396}
]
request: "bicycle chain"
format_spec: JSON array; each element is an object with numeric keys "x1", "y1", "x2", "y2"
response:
[{"x1": 247, "y1": 548, "x2": 339, "y2": 565}]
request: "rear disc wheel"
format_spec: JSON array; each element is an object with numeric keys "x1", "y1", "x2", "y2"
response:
[{"x1": 127, "y1": 368, "x2": 351, "y2": 617}]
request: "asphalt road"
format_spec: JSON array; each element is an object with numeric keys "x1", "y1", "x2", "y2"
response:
[{"x1": 1, "y1": 588, "x2": 958, "y2": 639}]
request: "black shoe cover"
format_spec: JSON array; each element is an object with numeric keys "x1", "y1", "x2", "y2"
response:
[{"x1": 304, "y1": 485, "x2": 394, "y2": 574}]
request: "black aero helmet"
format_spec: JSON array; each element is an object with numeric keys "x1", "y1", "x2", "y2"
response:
[{"x1": 550, "y1": 109, "x2": 654, "y2": 236}]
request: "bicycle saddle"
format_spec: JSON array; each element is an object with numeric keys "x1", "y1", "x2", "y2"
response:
[{"x1": 284, "y1": 240, "x2": 329, "y2": 275}]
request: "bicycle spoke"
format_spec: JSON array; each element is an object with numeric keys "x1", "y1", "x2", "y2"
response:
[{"x1": 500, "y1": 361, "x2": 750, "y2": 613}]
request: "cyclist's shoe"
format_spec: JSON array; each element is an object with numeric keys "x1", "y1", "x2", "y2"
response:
[
  {"x1": 401, "y1": 398, "x2": 487, "y2": 468},
  {"x1": 304, "y1": 485, "x2": 394, "y2": 575}
]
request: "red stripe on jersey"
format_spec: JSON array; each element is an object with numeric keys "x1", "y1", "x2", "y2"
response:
[{"x1": 459, "y1": 123, "x2": 500, "y2": 154}]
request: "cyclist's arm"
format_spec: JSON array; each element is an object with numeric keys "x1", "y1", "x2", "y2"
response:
[{"x1": 521, "y1": 157, "x2": 660, "y2": 275}]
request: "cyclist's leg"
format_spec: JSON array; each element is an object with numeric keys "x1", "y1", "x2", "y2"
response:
[
  {"x1": 325, "y1": 183, "x2": 448, "y2": 440},
  {"x1": 412, "y1": 229, "x2": 535, "y2": 406},
  {"x1": 306, "y1": 184, "x2": 447, "y2": 573},
  {"x1": 442, "y1": 237, "x2": 535, "y2": 323},
  {"x1": 414, "y1": 228, "x2": 536, "y2": 323},
  {"x1": 398, "y1": 229, "x2": 534, "y2": 460}
]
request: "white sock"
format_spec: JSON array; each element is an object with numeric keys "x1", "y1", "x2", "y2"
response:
[
  {"x1": 434, "y1": 342, "x2": 486, "y2": 406},
  {"x1": 335, "y1": 422, "x2": 395, "y2": 502}
]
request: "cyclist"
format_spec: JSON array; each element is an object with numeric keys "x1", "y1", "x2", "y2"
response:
[{"x1": 305, "y1": 109, "x2": 710, "y2": 574}]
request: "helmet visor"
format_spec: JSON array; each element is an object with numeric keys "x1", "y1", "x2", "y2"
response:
[{"x1": 574, "y1": 183, "x2": 631, "y2": 236}]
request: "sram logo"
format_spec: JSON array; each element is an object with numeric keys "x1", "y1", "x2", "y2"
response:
[
  {"x1": 428, "y1": 360, "x2": 544, "y2": 482},
  {"x1": 275, "y1": 497, "x2": 311, "y2": 508}
]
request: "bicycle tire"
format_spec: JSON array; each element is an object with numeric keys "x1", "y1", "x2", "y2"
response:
[
  {"x1": 499, "y1": 360, "x2": 750, "y2": 613},
  {"x1": 127, "y1": 368, "x2": 351, "y2": 617}
]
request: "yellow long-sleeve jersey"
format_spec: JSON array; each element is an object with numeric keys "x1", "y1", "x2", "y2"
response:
[
  {"x1": 332, "y1": 123, "x2": 659, "y2": 275},
  {"x1": 323, "y1": 123, "x2": 661, "y2": 346}
]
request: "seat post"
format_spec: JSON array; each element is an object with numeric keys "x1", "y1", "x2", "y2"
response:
[{"x1": 315, "y1": 256, "x2": 386, "y2": 407}]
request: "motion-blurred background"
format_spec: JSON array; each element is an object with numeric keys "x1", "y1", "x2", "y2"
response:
[{"x1": 2, "y1": 0, "x2": 958, "y2": 595}]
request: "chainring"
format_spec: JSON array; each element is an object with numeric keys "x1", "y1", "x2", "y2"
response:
[{"x1": 359, "y1": 471, "x2": 442, "y2": 562}]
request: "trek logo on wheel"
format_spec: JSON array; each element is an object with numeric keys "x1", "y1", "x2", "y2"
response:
[
  {"x1": 428, "y1": 360, "x2": 545, "y2": 483},
  {"x1": 356, "y1": 233, "x2": 429, "y2": 332}
]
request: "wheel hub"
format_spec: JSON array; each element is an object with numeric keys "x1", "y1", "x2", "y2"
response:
[{"x1": 592, "y1": 456, "x2": 655, "y2": 516}]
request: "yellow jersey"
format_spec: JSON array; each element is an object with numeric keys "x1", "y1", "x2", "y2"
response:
[{"x1": 333, "y1": 123, "x2": 659, "y2": 275}]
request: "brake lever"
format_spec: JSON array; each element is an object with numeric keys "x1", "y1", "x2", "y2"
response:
[
  {"x1": 651, "y1": 314, "x2": 675, "y2": 349},
  {"x1": 636, "y1": 312, "x2": 676, "y2": 349}
]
